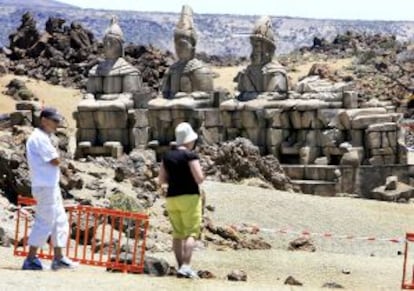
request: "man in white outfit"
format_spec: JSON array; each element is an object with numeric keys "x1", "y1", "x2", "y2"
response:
[{"x1": 23, "y1": 107, "x2": 78, "y2": 271}]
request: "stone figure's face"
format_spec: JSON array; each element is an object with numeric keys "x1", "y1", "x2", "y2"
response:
[
  {"x1": 103, "y1": 36, "x2": 122, "y2": 59},
  {"x1": 250, "y1": 38, "x2": 275, "y2": 65},
  {"x1": 175, "y1": 36, "x2": 194, "y2": 61}
]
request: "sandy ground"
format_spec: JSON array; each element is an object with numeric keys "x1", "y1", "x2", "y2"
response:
[
  {"x1": 1, "y1": 181, "x2": 413, "y2": 290},
  {"x1": 0, "y1": 75, "x2": 82, "y2": 129}
]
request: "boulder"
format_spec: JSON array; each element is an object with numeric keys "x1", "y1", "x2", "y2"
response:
[
  {"x1": 371, "y1": 181, "x2": 414, "y2": 201},
  {"x1": 227, "y1": 270, "x2": 247, "y2": 282},
  {"x1": 288, "y1": 237, "x2": 316, "y2": 252}
]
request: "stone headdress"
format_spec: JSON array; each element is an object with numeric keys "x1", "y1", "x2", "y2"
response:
[
  {"x1": 174, "y1": 5, "x2": 197, "y2": 45},
  {"x1": 250, "y1": 16, "x2": 276, "y2": 50},
  {"x1": 104, "y1": 16, "x2": 124, "y2": 43}
]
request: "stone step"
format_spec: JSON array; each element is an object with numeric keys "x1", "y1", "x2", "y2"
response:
[
  {"x1": 291, "y1": 179, "x2": 337, "y2": 196},
  {"x1": 282, "y1": 164, "x2": 341, "y2": 182}
]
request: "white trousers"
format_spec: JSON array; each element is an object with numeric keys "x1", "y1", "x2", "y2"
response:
[{"x1": 28, "y1": 186, "x2": 69, "y2": 248}]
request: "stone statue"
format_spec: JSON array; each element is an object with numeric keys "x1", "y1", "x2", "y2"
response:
[
  {"x1": 75, "y1": 17, "x2": 143, "y2": 157},
  {"x1": 161, "y1": 5, "x2": 214, "y2": 102},
  {"x1": 235, "y1": 16, "x2": 288, "y2": 101},
  {"x1": 86, "y1": 16, "x2": 142, "y2": 100}
]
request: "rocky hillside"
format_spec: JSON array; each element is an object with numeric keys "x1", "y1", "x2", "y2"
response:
[{"x1": 0, "y1": 0, "x2": 413, "y2": 56}]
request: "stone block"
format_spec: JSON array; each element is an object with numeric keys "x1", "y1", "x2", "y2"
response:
[
  {"x1": 268, "y1": 146, "x2": 281, "y2": 159},
  {"x1": 301, "y1": 111, "x2": 316, "y2": 129},
  {"x1": 350, "y1": 130, "x2": 364, "y2": 147},
  {"x1": 171, "y1": 109, "x2": 193, "y2": 120},
  {"x1": 340, "y1": 150, "x2": 361, "y2": 167},
  {"x1": 281, "y1": 143, "x2": 300, "y2": 155},
  {"x1": 157, "y1": 109, "x2": 172, "y2": 123},
  {"x1": 366, "y1": 132, "x2": 381, "y2": 149},
  {"x1": 77, "y1": 129, "x2": 97, "y2": 144},
  {"x1": 387, "y1": 131, "x2": 397, "y2": 148},
  {"x1": 202, "y1": 127, "x2": 222, "y2": 144},
  {"x1": 98, "y1": 129, "x2": 129, "y2": 146},
  {"x1": 204, "y1": 109, "x2": 221, "y2": 127},
  {"x1": 283, "y1": 166, "x2": 304, "y2": 180},
  {"x1": 15, "y1": 101, "x2": 41, "y2": 111},
  {"x1": 132, "y1": 88, "x2": 152, "y2": 109},
  {"x1": 221, "y1": 111, "x2": 233, "y2": 127},
  {"x1": 10, "y1": 110, "x2": 32, "y2": 126},
  {"x1": 339, "y1": 108, "x2": 387, "y2": 129},
  {"x1": 128, "y1": 109, "x2": 148, "y2": 128},
  {"x1": 226, "y1": 128, "x2": 240, "y2": 140},
  {"x1": 266, "y1": 129, "x2": 283, "y2": 146},
  {"x1": 343, "y1": 91, "x2": 358, "y2": 109},
  {"x1": 382, "y1": 132, "x2": 390, "y2": 148},
  {"x1": 371, "y1": 147, "x2": 395, "y2": 156},
  {"x1": 77, "y1": 111, "x2": 96, "y2": 129},
  {"x1": 246, "y1": 128, "x2": 266, "y2": 146},
  {"x1": 193, "y1": 109, "x2": 206, "y2": 122},
  {"x1": 263, "y1": 108, "x2": 282, "y2": 128},
  {"x1": 351, "y1": 114, "x2": 392, "y2": 129},
  {"x1": 304, "y1": 130, "x2": 321, "y2": 147},
  {"x1": 383, "y1": 155, "x2": 396, "y2": 164},
  {"x1": 290, "y1": 111, "x2": 302, "y2": 129},
  {"x1": 317, "y1": 109, "x2": 342, "y2": 128},
  {"x1": 94, "y1": 111, "x2": 128, "y2": 129},
  {"x1": 366, "y1": 122, "x2": 397, "y2": 132},
  {"x1": 369, "y1": 155, "x2": 384, "y2": 166},
  {"x1": 299, "y1": 146, "x2": 320, "y2": 165},
  {"x1": 102, "y1": 76, "x2": 122, "y2": 94},
  {"x1": 130, "y1": 127, "x2": 149, "y2": 148},
  {"x1": 241, "y1": 110, "x2": 257, "y2": 128},
  {"x1": 280, "y1": 112, "x2": 291, "y2": 128},
  {"x1": 104, "y1": 141, "x2": 124, "y2": 159},
  {"x1": 314, "y1": 157, "x2": 328, "y2": 165}
]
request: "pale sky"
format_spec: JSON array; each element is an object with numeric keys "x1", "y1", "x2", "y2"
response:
[{"x1": 57, "y1": 0, "x2": 414, "y2": 21}]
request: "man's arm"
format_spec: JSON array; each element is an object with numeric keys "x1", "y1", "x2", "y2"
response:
[{"x1": 36, "y1": 138, "x2": 60, "y2": 166}]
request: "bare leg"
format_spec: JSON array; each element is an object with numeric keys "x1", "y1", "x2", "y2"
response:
[
  {"x1": 182, "y1": 236, "x2": 195, "y2": 265},
  {"x1": 173, "y1": 239, "x2": 184, "y2": 268},
  {"x1": 54, "y1": 247, "x2": 63, "y2": 260},
  {"x1": 27, "y1": 246, "x2": 38, "y2": 259}
]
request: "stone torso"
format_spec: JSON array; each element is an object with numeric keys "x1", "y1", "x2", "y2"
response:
[
  {"x1": 162, "y1": 58, "x2": 213, "y2": 99},
  {"x1": 87, "y1": 57, "x2": 142, "y2": 96},
  {"x1": 237, "y1": 61, "x2": 288, "y2": 93}
]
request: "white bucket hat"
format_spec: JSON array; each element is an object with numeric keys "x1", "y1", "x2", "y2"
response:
[{"x1": 175, "y1": 122, "x2": 198, "y2": 145}]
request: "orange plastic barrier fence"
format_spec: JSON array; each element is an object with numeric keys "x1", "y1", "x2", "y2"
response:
[
  {"x1": 14, "y1": 196, "x2": 149, "y2": 273},
  {"x1": 402, "y1": 233, "x2": 414, "y2": 289}
]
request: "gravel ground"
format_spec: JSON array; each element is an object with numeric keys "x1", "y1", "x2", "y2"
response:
[
  {"x1": 0, "y1": 181, "x2": 413, "y2": 290},
  {"x1": 204, "y1": 181, "x2": 414, "y2": 258}
]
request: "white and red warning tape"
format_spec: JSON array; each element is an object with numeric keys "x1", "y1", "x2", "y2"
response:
[
  {"x1": 228, "y1": 224, "x2": 406, "y2": 244},
  {"x1": 17, "y1": 205, "x2": 407, "y2": 244}
]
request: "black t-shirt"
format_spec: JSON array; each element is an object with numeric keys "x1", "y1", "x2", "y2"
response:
[{"x1": 162, "y1": 148, "x2": 200, "y2": 197}]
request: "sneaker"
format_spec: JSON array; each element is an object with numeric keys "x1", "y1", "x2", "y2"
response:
[
  {"x1": 51, "y1": 256, "x2": 79, "y2": 270},
  {"x1": 22, "y1": 257, "x2": 44, "y2": 271},
  {"x1": 177, "y1": 265, "x2": 199, "y2": 279}
]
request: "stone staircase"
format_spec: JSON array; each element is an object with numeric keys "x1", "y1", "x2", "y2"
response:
[{"x1": 282, "y1": 165, "x2": 340, "y2": 196}]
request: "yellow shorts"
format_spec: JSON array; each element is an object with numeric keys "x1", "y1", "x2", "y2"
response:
[{"x1": 166, "y1": 194, "x2": 202, "y2": 239}]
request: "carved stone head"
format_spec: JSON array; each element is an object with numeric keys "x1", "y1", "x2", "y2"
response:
[
  {"x1": 250, "y1": 16, "x2": 276, "y2": 65},
  {"x1": 174, "y1": 5, "x2": 197, "y2": 61},
  {"x1": 103, "y1": 16, "x2": 124, "y2": 60}
]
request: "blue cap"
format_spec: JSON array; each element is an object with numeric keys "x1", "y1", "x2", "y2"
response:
[{"x1": 40, "y1": 107, "x2": 62, "y2": 123}]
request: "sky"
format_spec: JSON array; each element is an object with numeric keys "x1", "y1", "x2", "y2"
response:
[{"x1": 57, "y1": 0, "x2": 414, "y2": 21}]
